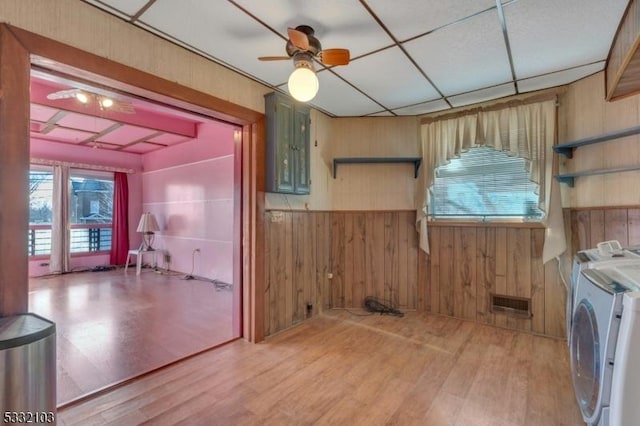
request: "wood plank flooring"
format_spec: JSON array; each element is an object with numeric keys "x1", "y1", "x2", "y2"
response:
[
  {"x1": 28, "y1": 268, "x2": 235, "y2": 406},
  {"x1": 58, "y1": 309, "x2": 583, "y2": 425}
]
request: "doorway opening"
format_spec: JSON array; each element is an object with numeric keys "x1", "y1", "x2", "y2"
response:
[{"x1": 27, "y1": 66, "x2": 244, "y2": 406}]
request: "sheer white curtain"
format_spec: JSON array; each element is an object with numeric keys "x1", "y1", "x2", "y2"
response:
[
  {"x1": 416, "y1": 99, "x2": 565, "y2": 263},
  {"x1": 49, "y1": 165, "x2": 70, "y2": 274}
]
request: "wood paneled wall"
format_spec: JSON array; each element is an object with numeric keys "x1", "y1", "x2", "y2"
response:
[
  {"x1": 420, "y1": 225, "x2": 565, "y2": 338},
  {"x1": 329, "y1": 211, "x2": 419, "y2": 310},
  {"x1": 263, "y1": 211, "x2": 331, "y2": 336},
  {"x1": 569, "y1": 206, "x2": 640, "y2": 252},
  {"x1": 264, "y1": 210, "x2": 567, "y2": 339}
]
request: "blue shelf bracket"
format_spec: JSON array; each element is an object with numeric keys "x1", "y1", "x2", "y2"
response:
[
  {"x1": 555, "y1": 175, "x2": 575, "y2": 187},
  {"x1": 553, "y1": 146, "x2": 574, "y2": 159}
]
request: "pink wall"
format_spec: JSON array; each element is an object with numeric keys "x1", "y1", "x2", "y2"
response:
[
  {"x1": 141, "y1": 122, "x2": 238, "y2": 282},
  {"x1": 29, "y1": 138, "x2": 143, "y2": 276}
]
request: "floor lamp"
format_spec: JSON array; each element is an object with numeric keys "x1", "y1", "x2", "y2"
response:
[{"x1": 137, "y1": 212, "x2": 160, "y2": 251}]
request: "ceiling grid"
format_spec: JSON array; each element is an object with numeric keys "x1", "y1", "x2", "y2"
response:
[{"x1": 71, "y1": 0, "x2": 630, "y2": 117}]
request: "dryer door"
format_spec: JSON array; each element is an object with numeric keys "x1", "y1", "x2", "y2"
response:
[{"x1": 571, "y1": 300, "x2": 600, "y2": 420}]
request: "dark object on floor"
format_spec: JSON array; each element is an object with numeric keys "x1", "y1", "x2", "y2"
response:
[
  {"x1": 91, "y1": 265, "x2": 116, "y2": 272},
  {"x1": 363, "y1": 296, "x2": 404, "y2": 317}
]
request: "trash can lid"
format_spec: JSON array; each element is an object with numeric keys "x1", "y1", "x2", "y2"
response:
[{"x1": 0, "y1": 313, "x2": 55, "y2": 350}]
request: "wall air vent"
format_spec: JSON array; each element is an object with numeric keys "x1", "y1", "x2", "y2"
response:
[{"x1": 490, "y1": 293, "x2": 531, "y2": 318}]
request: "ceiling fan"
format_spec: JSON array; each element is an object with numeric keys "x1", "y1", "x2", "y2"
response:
[
  {"x1": 259, "y1": 25, "x2": 350, "y2": 102},
  {"x1": 47, "y1": 88, "x2": 135, "y2": 114}
]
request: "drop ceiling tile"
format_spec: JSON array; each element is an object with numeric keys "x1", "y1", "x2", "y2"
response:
[
  {"x1": 57, "y1": 113, "x2": 115, "y2": 133},
  {"x1": 518, "y1": 62, "x2": 604, "y2": 94},
  {"x1": 46, "y1": 128, "x2": 96, "y2": 143},
  {"x1": 333, "y1": 46, "x2": 440, "y2": 110},
  {"x1": 96, "y1": 125, "x2": 157, "y2": 145},
  {"x1": 404, "y1": 9, "x2": 512, "y2": 96},
  {"x1": 505, "y1": 0, "x2": 629, "y2": 79},
  {"x1": 233, "y1": 0, "x2": 392, "y2": 57},
  {"x1": 309, "y1": 72, "x2": 384, "y2": 117},
  {"x1": 448, "y1": 83, "x2": 515, "y2": 108},
  {"x1": 30, "y1": 104, "x2": 59, "y2": 122},
  {"x1": 83, "y1": 0, "x2": 150, "y2": 17},
  {"x1": 137, "y1": 1, "x2": 306, "y2": 87},
  {"x1": 366, "y1": 0, "x2": 497, "y2": 41},
  {"x1": 393, "y1": 99, "x2": 451, "y2": 116}
]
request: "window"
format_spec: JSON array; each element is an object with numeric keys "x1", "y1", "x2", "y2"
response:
[
  {"x1": 428, "y1": 146, "x2": 544, "y2": 221},
  {"x1": 28, "y1": 166, "x2": 54, "y2": 256},
  {"x1": 28, "y1": 166, "x2": 114, "y2": 256},
  {"x1": 69, "y1": 169, "x2": 114, "y2": 253}
]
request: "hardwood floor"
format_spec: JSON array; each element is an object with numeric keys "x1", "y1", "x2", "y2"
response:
[
  {"x1": 58, "y1": 310, "x2": 583, "y2": 425},
  {"x1": 28, "y1": 268, "x2": 236, "y2": 406}
]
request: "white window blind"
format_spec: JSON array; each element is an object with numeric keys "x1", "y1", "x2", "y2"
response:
[{"x1": 429, "y1": 146, "x2": 544, "y2": 220}]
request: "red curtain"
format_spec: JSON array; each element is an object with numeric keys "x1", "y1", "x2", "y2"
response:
[{"x1": 110, "y1": 172, "x2": 129, "y2": 265}]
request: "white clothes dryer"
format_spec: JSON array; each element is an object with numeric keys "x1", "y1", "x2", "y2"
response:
[
  {"x1": 570, "y1": 265, "x2": 640, "y2": 425},
  {"x1": 568, "y1": 243, "x2": 640, "y2": 344}
]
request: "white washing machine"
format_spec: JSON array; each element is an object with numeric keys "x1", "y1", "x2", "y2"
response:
[
  {"x1": 570, "y1": 264, "x2": 640, "y2": 425},
  {"x1": 568, "y1": 241, "x2": 640, "y2": 343}
]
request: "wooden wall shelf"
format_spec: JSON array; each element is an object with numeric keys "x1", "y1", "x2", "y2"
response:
[
  {"x1": 553, "y1": 125, "x2": 640, "y2": 158},
  {"x1": 332, "y1": 157, "x2": 422, "y2": 178},
  {"x1": 555, "y1": 165, "x2": 640, "y2": 187}
]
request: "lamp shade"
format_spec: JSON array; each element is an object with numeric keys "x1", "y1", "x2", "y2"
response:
[
  {"x1": 288, "y1": 67, "x2": 319, "y2": 102},
  {"x1": 136, "y1": 212, "x2": 159, "y2": 233}
]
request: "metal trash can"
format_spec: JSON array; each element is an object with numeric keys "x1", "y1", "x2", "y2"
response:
[{"x1": 0, "y1": 313, "x2": 56, "y2": 424}]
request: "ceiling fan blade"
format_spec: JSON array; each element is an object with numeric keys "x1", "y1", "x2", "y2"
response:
[
  {"x1": 320, "y1": 49, "x2": 350, "y2": 66},
  {"x1": 288, "y1": 27, "x2": 310, "y2": 50},
  {"x1": 46, "y1": 89, "x2": 82, "y2": 100},
  {"x1": 258, "y1": 56, "x2": 291, "y2": 61}
]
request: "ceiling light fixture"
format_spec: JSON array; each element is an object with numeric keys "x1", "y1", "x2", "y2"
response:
[
  {"x1": 75, "y1": 92, "x2": 89, "y2": 104},
  {"x1": 288, "y1": 53, "x2": 319, "y2": 102},
  {"x1": 47, "y1": 89, "x2": 136, "y2": 114},
  {"x1": 99, "y1": 97, "x2": 114, "y2": 108}
]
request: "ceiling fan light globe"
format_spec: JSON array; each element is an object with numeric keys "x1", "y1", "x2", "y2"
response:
[
  {"x1": 75, "y1": 92, "x2": 89, "y2": 104},
  {"x1": 100, "y1": 97, "x2": 114, "y2": 108},
  {"x1": 288, "y1": 67, "x2": 319, "y2": 102}
]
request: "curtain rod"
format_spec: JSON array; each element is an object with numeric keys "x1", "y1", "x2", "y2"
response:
[
  {"x1": 30, "y1": 158, "x2": 136, "y2": 174},
  {"x1": 420, "y1": 88, "x2": 563, "y2": 125}
]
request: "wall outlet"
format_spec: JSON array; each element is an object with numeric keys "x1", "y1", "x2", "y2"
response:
[{"x1": 327, "y1": 272, "x2": 333, "y2": 279}]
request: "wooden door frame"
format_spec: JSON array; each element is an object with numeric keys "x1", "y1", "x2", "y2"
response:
[{"x1": 0, "y1": 24, "x2": 265, "y2": 342}]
